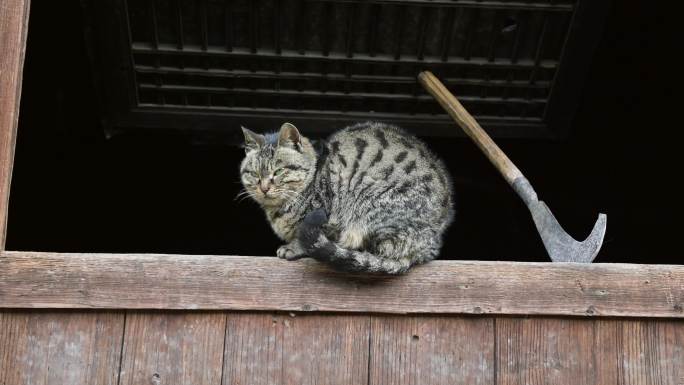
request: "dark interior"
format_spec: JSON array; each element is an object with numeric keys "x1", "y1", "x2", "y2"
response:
[
  {"x1": 95, "y1": 0, "x2": 575, "y2": 139},
  {"x1": 6, "y1": 1, "x2": 681, "y2": 263}
]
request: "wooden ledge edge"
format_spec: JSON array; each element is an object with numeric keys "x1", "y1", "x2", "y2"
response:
[{"x1": 1, "y1": 251, "x2": 682, "y2": 318}]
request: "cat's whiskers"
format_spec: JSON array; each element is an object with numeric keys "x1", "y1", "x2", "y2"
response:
[
  {"x1": 234, "y1": 188, "x2": 256, "y2": 203},
  {"x1": 234, "y1": 188, "x2": 250, "y2": 199},
  {"x1": 236, "y1": 194, "x2": 254, "y2": 203}
]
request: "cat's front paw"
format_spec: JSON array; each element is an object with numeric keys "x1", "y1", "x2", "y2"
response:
[{"x1": 277, "y1": 244, "x2": 305, "y2": 261}]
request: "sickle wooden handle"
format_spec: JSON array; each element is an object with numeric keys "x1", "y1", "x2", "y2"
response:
[{"x1": 418, "y1": 71, "x2": 524, "y2": 185}]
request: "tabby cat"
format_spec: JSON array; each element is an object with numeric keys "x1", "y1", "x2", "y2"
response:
[{"x1": 239, "y1": 122, "x2": 454, "y2": 274}]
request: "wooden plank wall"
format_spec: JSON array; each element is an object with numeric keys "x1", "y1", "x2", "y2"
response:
[
  {"x1": 2, "y1": 311, "x2": 682, "y2": 385},
  {"x1": 0, "y1": 0, "x2": 30, "y2": 249}
]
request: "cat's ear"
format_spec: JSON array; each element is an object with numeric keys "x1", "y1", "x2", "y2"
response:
[
  {"x1": 241, "y1": 126, "x2": 265, "y2": 153},
  {"x1": 277, "y1": 122, "x2": 301, "y2": 150}
]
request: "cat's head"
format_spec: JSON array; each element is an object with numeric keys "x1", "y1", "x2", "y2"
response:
[{"x1": 239, "y1": 123, "x2": 317, "y2": 207}]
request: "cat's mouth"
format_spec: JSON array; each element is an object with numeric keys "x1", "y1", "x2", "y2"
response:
[{"x1": 257, "y1": 192, "x2": 279, "y2": 205}]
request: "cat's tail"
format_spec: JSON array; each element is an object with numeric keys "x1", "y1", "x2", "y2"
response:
[{"x1": 298, "y1": 208, "x2": 410, "y2": 274}]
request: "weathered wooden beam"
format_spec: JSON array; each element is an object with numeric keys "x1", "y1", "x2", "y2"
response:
[
  {"x1": 0, "y1": 0, "x2": 30, "y2": 249},
  {"x1": 0, "y1": 251, "x2": 682, "y2": 318}
]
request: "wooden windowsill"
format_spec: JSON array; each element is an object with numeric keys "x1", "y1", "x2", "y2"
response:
[{"x1": 1, "y1": 251, "x2": 682, "y2": 318}]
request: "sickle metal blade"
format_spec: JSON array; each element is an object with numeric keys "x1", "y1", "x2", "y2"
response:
[{"x1": 529, "y1": 201, "x2": 607, "y2": 263}]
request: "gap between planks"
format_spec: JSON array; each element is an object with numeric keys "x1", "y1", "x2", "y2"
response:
[{"x1": 1, "y1": 312, "x2": 682, "y2": 385}]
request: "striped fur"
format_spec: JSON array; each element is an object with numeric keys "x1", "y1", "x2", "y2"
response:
[{"x1": 240, "y1": 122, "x2": 454, "y2": 274}]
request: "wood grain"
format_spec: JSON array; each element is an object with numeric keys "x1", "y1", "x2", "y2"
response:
[
  {"x1": 496, "y1": 317, "x2": 619, "y2": 385},
  {"x1": 618, "y1": 320, "x2": 684, "y2": 385},
  {"x1": 0, "y1": 0, "x2": 30, "y2": 249},
  {"x1": 0, "y1": 311, "x2": 124, "y2": 385},
  {"x1": 419, "y1": 70, "x2": 523, "y2": 184},
  {"x1": 593, "y1": 319, "x2": 621, "y2": 385},
  {"x1": 223, "y1": 313, "x2": 370, "y2": 385},
  {"x1": 118, "y1": 312, "x2": 226, "y2": 385},
  {"x1": 280, "y1": 314, "x2": 369, "y2": 385},
  {"x1": 494, "y1": 318, "x2": 684, "y2": 384},
  {"x1": 369, "y1": 315, "x2": 494, "y2": 385},
  {"x1": 1, "y1": 251, "x2": 683, "y2": 318},
  {"x1": 223, "y1": 313, "x2": 284, "y2": 385}
]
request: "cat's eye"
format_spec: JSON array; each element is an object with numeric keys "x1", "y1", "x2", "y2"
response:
[{"x1": 273, "y1": 169, "x2": 285, "y2": 176}]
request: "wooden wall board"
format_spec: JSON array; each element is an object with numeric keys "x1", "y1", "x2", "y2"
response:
[
  {"x1": 496, "y1": 317, "x2": 684, "y2": 385},
  {"x1": 592, "y1": 319, "x2": 621, "y2": 385},
  {"x1": 496, "y1": 317, "x2": 619, "y2": 385},
  {"x1": 618, "y1": 319, "x2": 684, "y2": 385},
  {"x1": 0, "y1": 311, "x2": 124, "y2": 385},
  {"x1": 0, "y1": 311, "x2": 682, "y2": 385},
  {"x1": 369, "y1": 315, "x2": 494, "y2": 385},
  {"x1": 223, "y1": 313, "x2": 284, "y2": 385},
  {"x1": 223, "y1": 313, "x2": 370, "y2": 385},
  {"x1": 118, "y1": 312, "x2": 226, "y2": 385}
]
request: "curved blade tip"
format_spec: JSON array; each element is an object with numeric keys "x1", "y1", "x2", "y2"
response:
[{"x1": 548, "y1": 212, "x2": 607, "y2": 264}]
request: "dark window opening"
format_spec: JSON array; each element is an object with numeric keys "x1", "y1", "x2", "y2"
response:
[{"x1": 6, "y1": 0, "x2": 682, "y2": 264}]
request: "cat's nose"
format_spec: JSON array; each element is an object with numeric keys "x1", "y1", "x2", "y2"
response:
[{"x1": 259, "y1": 180, "x2": 271, "y2": 194}]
